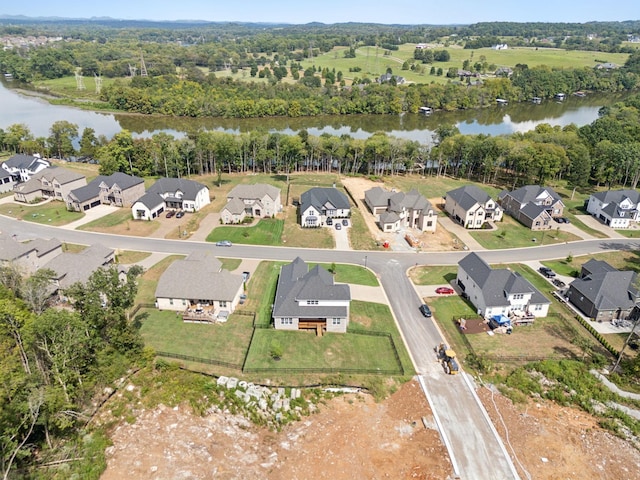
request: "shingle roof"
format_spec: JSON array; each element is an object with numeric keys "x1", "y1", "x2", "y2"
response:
[
  {"x1": 41, "y1": 244, "x2": 114, "y2": 289},
  {"x1": 446, "y1": 185, "x2": 492, "y2": 211},
  {"x1": 591, "y1": 189, "x2": 640, "y2": 205},
  {"x1": 69, "y1": 172, "x2": 143, "y2": 202},
  {"x1": 134, "y1": 192, "x2": 165, "y2": 210},
  {"x1": 506, "y1": 185, "x2": 562, "y2": 205},
  {"x1": 273, "y1": 257, "x2": 350, "y2": 319},
  {"x1": 570, "y1": 271, "x2": 638, "y2": 312},
  {"x1": 222, "y1": 197, "x2": 247, "y2": 215},
  {"x1": 0, "y1": 233, "x2": 61, "y2": 262},
  {"x1": 227, "y1": 184, "x2": 281, "y2": 202},
  {"x1": 459, "y1": 252, "x2": 549, "y2": 308},
  {"x1": 148, "y1": 177, "x2": 208, "y2": 201},
  {"x1": 581, "y1": 259, "x2": 617, "y2": 277},
  {"x1": 155, "y1": 253, "x2": 243, "y2": 302},
  {"x1": 364, "y1": 187, "x2": 391, "y2": 207},
  {"x1": 301, "y1": 188, "x2": 350, "y2": 214},
  {"x1": 3, "y1": 154, "x2": 49, "y2": 171},
  {"x1": 15, "y1": 166, "x2": 85, "y2": 194}
]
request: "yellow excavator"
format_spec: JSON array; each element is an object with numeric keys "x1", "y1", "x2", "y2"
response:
[{"x1": 437, "y1": 343, "x2": 460, "y2": 375}]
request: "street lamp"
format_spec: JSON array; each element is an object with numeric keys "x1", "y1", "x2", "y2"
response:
[{"x1": 364, "y1": 255, "x2": 368, "y2": 269}]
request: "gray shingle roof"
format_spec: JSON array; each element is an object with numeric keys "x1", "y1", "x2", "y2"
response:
[
  {"x1": 70, "y1": 172, "x2": 143, "y2": 203},
  {"x1": 155, "y1": 253, "x2": 243, "y2": 302},
  {"x1": 364, "y1": 186, "x2": 390, "y2": 207},
  {"x1": 570, "y1": 271, "x2": 638, "y2": 312},
  {"x1": 3, "y1": 154, "x2": 49, "y2": 171},
  {"x1": 222, "y1": 197, "x2": 246, "y2": 215},
  {"x1": 273, "y1": 257, "x2": 350, "y2": 319},
  {"x1": 591, "y1": 189, "x2": 640, "y2": 205},
  {"x1": 301, "y1": 188, "x2": 350, "y2": 214},
  {"x1": 15, "y1": 166, "x2": 85, "y2": 194},
  {"x1": 581, "y1": 259, "x2": 617, "y2": 277},
  {"x1": 135, "y1": 192, "x2": 165, "y2": 210},
  {"x1": 0, "y1": 233, "x2": 61, "y2": 262},
  {"x1": 41, "y1": 244, "x2": 114, "y2": 289},
  {"x1": 227, "y1": 183, "x2": 280, "y2": 202},
  {"x1": 507, "y1": 185, "x2": 561, "y2": 204},
  {"x1": 148, "y1": 177, "x2": 207, "y2": 201},
  {"x1": 446, "y1": 185, "x2": 492, "y2": 211}
]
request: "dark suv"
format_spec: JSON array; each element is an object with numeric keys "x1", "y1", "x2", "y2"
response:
[
  {"x1": 419, "y1": 304, "x2": 432, "y2": 317},
  {"x1": 538, "y1": 266, "x2": 556, "y2": 278}
]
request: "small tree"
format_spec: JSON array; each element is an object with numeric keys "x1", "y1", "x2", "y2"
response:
[{"x1": 270, "y1": 340, "x2": 283, "y2": 361}]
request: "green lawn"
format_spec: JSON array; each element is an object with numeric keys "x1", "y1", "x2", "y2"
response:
[
  {"x1": 469, "y1": 215, "x2": 581, "y2": 249},
  {"x1": 140, "y1": 309, "x2": 254, "y2": 366},
  {"x1": 219, "y1": 258, "x2": 243, "y2": 271},
  {"x1": 542, "y1": 250, "x2": 640, "y2": 277},
  {"x1": 206, "y1": 218, "x2": 284, "y2": 245},
  {"x1": 410, "y1": 265, "x2": 457, "y2": 285},
  {"x1": 0, "y1": 201, "x2": 83, "y2": 226},
  {"x1": 135, "y1": 255, "x2": 185, "y2": 304},
  {"x1": 116, "y1": 250, "x2": 151, "y2": 264},
  {"x1": 312, "y1": 263, "x2": 379, "y2": 286}
]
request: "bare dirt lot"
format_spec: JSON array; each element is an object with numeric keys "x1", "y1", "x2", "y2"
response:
[
  {"x1": 101, "y1": 378, "x2": 640, "y2": 480},
  {"x1": 342, "y1": 176, "x2": 457, "y2": 251}
]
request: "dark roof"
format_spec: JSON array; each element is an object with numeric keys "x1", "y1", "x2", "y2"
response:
[
  {"x1": 570, "y1": 271, "x2": 638, "y2": 312},
  {"x1": 301, "y1": 188, "x2": 350, "y2": 214},
  {"x1": 273, "y1": 257, "x2": 350, "y2": 319},
  {"x1": 227, "y1": 184, "x2": 280, "y2": 202},
  {"x1": 504, "y1": 185, "x2": 562, "y2": 206},
  {"x1": 40, "y1": 244, "x2": 114, "y2": 289},
  {"x1": 581, "y1": 259, "x2": 617, "y2": 277},
  {"x1": 3, "y1": 154, "x2": 49, "y2": 171},
  {"x1": 591, "y1": 189, "x2": 640, "y2": 205},
  {"x1": 70, "y1": 172, "x2": 143, "y2": 202},
  {"x1": 134, "y1": 192, "x2": 165, "y2": 209},
  {"x1": 446, "y1": 185, "x2": 492, "y2": 211},
  {"x1": 0, "y1": 233, "x2": 61, "y2": 262},
  {"x1": 148, "y1": 177, "x2": 207, "y2": 201},
  {"x1": 458, "y1": 252, "x2": 549, "y2": 308}
]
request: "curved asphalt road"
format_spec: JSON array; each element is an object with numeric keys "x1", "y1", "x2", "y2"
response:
[{"x1": 3, "y1": 215, "x2": 639, "y2": 479}]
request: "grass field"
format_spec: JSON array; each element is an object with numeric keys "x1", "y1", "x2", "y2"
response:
[
  {"x1": 116, "y1": 250, "x2": 151, "y2": 264},
  {"x1": 542, "y1": 250, "x2": 640, "y2": 277},
  {"x1": 311, "y1": 263, "x2": 379, "y2": 286},
  {"x1": 206, "y1": 218, "x2": 284, "y2": 245},
  {"x1": 0, "y1": 201, "x2": 83, "y2": 226},
  {"x1": 78, "y1": 209, "x2": 161, "y2": 237},
  {"x1": 410, "y1": 265, "x2": 457, "y2": 286}
]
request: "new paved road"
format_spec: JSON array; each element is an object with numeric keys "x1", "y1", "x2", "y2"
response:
[{"x1": 3, "y1": 215, "x2": 639, "y2": 479}]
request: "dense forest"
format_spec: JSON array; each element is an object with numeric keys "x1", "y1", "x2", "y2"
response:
[{"x1": 2, "y1": 93, "x2": 640, "y2": 190}]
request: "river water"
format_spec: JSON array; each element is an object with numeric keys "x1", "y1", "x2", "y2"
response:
[{"x1": 0, "y1": 80, "x2": 631, "y2": 143}]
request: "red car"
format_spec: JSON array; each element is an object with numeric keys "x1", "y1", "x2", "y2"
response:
[{"x1": 435, "y1": 287, "x2": 455, "y2": 295}]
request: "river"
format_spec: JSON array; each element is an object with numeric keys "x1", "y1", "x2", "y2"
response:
[{"x1": 0, "y1": 80, "x2": 631, "y2": 143}]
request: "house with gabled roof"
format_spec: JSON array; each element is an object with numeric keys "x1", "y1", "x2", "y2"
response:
[
  {"x1": 13, "y1": 166, "x2": 86, "y2": 203},
  {"x1": 0, "y1": 169, "x2": 15, "y2": 193},
  {"x1": 146, "y1": 177, "x2": 210, "y2": 212},
  {"x1": 155, "y1": 252, "x2": 244, "y2": 321},
  {"x1": 365, "y1": 186, "x2": 437, "y2": 232},
  {"x1": 0, "y1": 232, "x2": 63, "y2": 274},
  {"x1": 299, "y1": 187, "x2": 350, "y2": 227},
  {"x1": 67, "y1": 172, "x2": 144, "y2": 212},
  {"x1": 273, "y1": 257, "x2": 351, "y2": 334},
  {"x1": 498, "y1": 185, "x2": 564, "y2": 230},
  {"x1": 41, "y1": 244, "x2": 115, "y2": 294},
  {"x1": 1, "y1": 154, "x2": 50, "y2": 182},
  {"x1": 456, "y1": 252, "x2": 550, "y2": 318},
  {"x1": 586, "y1": 189, "x2": 640, "y2": 229},
  {"x1": 221, "y1": 183, "x2": 282, "y2": 224},
  {"x1": 444, "y1": 185, "x2": 503, "y2": 229},
  {"x1": 567, "y1": 260, "x2": 638, "y2": 321}
]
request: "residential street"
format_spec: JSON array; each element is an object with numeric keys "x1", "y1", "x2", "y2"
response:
[{"x1": 2, "y1": 214, "x2": 640, "y2": 479}]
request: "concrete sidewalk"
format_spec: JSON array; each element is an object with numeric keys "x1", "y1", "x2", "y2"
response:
[{"x1": 59, "y1": 204, "x2": 119, "y2": 230}]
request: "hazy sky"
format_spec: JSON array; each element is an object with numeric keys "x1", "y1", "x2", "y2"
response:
[{"x1": 2, "y1": 0, "x2": 640, "y2": 24}]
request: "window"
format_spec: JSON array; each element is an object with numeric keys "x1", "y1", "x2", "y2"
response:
[
  {"x1": 512, "y1": 294, "x2": 523, "y2": 300},
  {"x1": 281, "y1": 318, "x2": 293, "y2": 325},
  {"x1": 220, "y1": 301, "x2": 227, "y2": 308},
  {"x1": 306, "y1": 300, "x2": 318, "y2": 305},
  {"x1": 534, "y1": 304, "x2": 542, "y2": 311},
  {"x1": 332, "y1": 318, "x2": 341, "y2": 325},
  {"x1": 169, "y1": 298, "x2": 174, "y2": 305},
  {"x1": 182, "y1": 299, "x2": 186, "y2": 306},
  {"x1": 427, "y1": 221, "x2": 433, "y2": 227}
]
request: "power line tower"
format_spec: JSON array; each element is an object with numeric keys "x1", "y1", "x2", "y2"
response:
[
  {"x1": 128, "y1": 64, "x2": 137, "y2": 77},
  {"x1": 75, "y1": 68, "x2": 85, "y2": 90},
  {"x1": 94, "y1": 74, "x2": 102, "y2": 94},
  {"x1": 140, "y1": 51, "x2": 148, "y2": 77}
]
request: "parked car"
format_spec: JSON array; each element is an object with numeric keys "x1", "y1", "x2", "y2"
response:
[
  {"x1": 335, "y1": 223, "x2": 341, "y2": 230},
  {"x1": 342, "y1": 219, "x2": 349, "y2": 226},
  {"x1": 553, "y1": 216, "x2": 563, "y2": 223},
  {"x1": 538, "y1": 266, "x2": 556, "y2": 278},
  {"x1": 436, "y1": 287, "x2": 455, "y2": 295},
  {"x1": 215, "y1": 240, "x2": 233, "y2": 247},
  {"x1": 561, "y1": 217, "x2": 570, "y2": 224},
  {"x1": 165, "y1": 210, "x2": 175, "y2": 218},
  {"x1": 419, "y1": 304, "x2": 432, "y2": 317},
  {"x1": 175, "y1": 210, "x2": 185, "y2": 218},
  {"x1": 326, "y1": 218, "x2": 333, "y2": 226},
  {"x1": 552, "y1": 278, "x2": 566, "y2": 288}
]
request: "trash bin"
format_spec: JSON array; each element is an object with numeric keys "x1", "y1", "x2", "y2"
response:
[{"x1": 383, "y1": 241, "x2": 389, "y2": 248}]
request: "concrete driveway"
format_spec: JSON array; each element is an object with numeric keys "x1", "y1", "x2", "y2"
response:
[
  {"x1": 437, "y1": 216, "x2": 485, "y2": 251},
  {"x1": 59, "y1": 204, "x2": 119, "y2": 230},
  {"x1": 332, "y1": 221, "x2": 351, "y2": 250},
  {"x1": 575, "y1": 214, "x2": 627, "y2": 239}
]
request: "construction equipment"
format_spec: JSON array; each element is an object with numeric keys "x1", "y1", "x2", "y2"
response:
[{"x1": 437, "y1": 343, "x2": 460, "y2": 375}]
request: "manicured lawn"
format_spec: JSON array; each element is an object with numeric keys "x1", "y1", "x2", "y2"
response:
[
  {"x1": 469, "y1": 215, "x2": 581, "y2": 249},
  {"x1": 348, "y1": 203, "x2": 382, "y2": 251},
  {"x1": 281, "y1": 204, "x2": 334, "y2": 249},
  {"x1": 542, "y1": 250, "x2": 640, "y2": 277},
  {"x1": 218, "y1": 258, "x2": 242, "y2": 271},
  {"x1": 409, "y1": 265, "x2": 457, "y2": 285},
  {"x1": 140, "y1": 309, "x2": 254, "y2": 366},
  {"x1": 79, "y1": 209, "x2": 161, "y2": 236},
  {"x1": 135, "y1": 255, "x2": 185, "y2": 304},
  {"x1": 206, "y1": 218, "x2": 284, "y2": 245},
  {"x1": 312, "y1": 263, "x2": 379, "y2": 286},
  {"x1": 0, "y1": 202, "x2": 83, "y2": 226},
  {"x1": 116, "y1": 250, "x2": 151, "y2": 264},
  {"x1": 614, "y1": 229, "x2": 640, "y2": 238}
]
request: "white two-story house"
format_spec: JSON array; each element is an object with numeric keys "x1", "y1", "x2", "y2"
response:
[
  {"x1": 586, "y1": 189, "x2": 640, "y2": 229},
  {"x1": 299, "y1": 187, "x2": 350, "y2": 227},
  {"x1": 444, "y1": 185, "x2": 503, "y2": 229}
]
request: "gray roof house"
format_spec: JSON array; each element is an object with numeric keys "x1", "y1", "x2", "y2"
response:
[
  {"x1": 567, "y1": 260, "x2": 638, "y2": 321},
  {"x1": 131, "y1": 192, "x2": 166, "y2": 220},
  {"x1": 13, "y1": 166, "x2": 86, "y2": 203},
  {"x1": 155, "y1": 252, "x2": 244, "y2": 322},
  {"x1": 300, "y1": 187, "x2": 350, "y2": 228},
  {"x1": 586, "y1": 189, "x2": 640, "y2": 229},
  {"x1": 221, "y1": 183, "x2": 282, "y2": 224},
  {"x1": 498, "y1": 185, "x2": 564, "y2": 230},
  {"x1": 147, "y1": 177, "x2": 210, "y2": 212},
  {"x1": 67, "y1": 172, "x2": 145, "y2": 212},
  {"x1": 42, "y1": 244, "x2": 116, "y2": 293},
  {"x1": 364, "y1": 187, "x2": 437, "y2": 232},
  {"x1": 456, "y1": 252, "x2": 550, "y2": 319},
  {"x1": 273, "y1": 257, "x2": 351, "y2": 334},
  {"x1": 0, "y1": 169, "x2": 15, "y2": 193},
  {"x1": 0, "y1": 233, "x2": 63, "y2": 274},
  {"x1": 1, "y1": 154, "x2": 50, "y2": 182},
  {"x1": 444, "y1": 185, "x2": 503, "y2": 229}
]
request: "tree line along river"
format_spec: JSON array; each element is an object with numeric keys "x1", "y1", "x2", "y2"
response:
[{"x1": 0, "y1": 80, "x2": 633, "y2": 143}]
